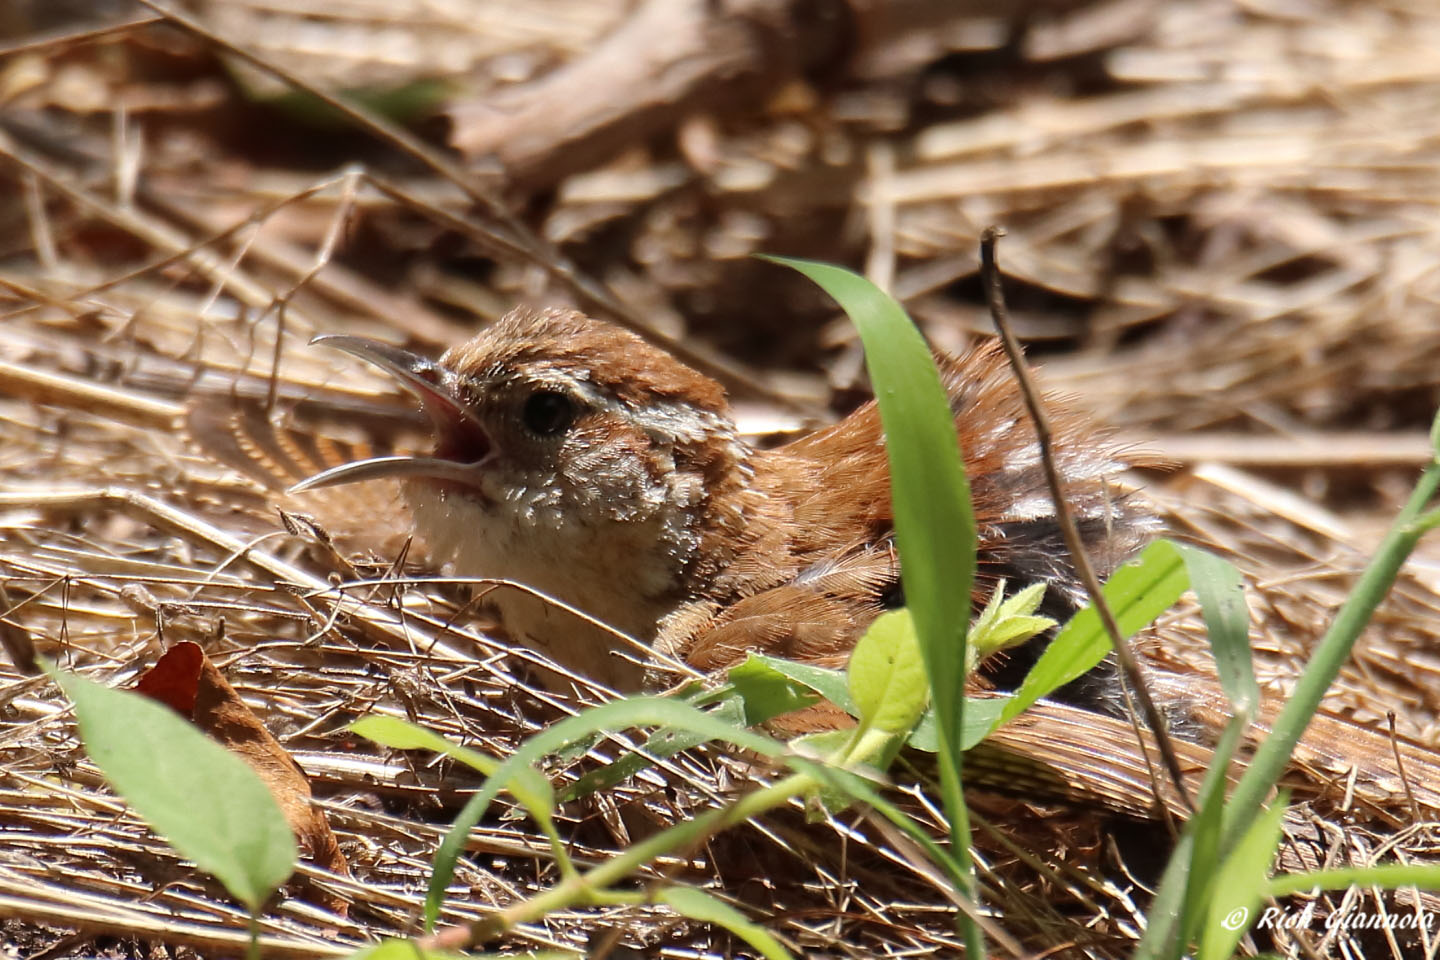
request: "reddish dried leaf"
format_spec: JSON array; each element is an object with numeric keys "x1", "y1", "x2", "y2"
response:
[{"x1": 133, "y1": 642, "x2": 204, "y2": 717}]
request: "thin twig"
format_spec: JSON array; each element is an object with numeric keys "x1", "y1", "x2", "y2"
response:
[
  {"x1": 0, "y1": 15, "x2": 160, "y2": 58},
  {"x1": 864, "y1": 141, "x2": 897, "y2": 294},
  {"x1": 265, "y1": 168, "x2": 363, "y2": 412},
  {"x1": 1386, "y1": 712, "x2": 1421, "y2": 824},
  {"x1": 979, "y1": 226, "x2": 1196, "y2": 815},
  {"x1": 0, "y1": 132, "x2": 319, "y2": 333}
]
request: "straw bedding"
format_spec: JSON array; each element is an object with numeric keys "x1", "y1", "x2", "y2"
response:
[{"x1": 3, "y1": 1, "x2": 1440, "y2": 956}]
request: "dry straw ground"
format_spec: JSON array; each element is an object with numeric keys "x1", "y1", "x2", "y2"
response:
[{"x1": 3, "y1": 0, "x2": 1440, "y2": 957}]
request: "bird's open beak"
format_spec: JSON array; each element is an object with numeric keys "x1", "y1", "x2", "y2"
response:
[{"x1": 288, "y1": 335, "x2": 491, "y2": 493}]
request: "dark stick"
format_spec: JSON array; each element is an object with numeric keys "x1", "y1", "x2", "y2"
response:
[{"x1": 979, "y1": 226, "x2": 1196, "y2": 815}]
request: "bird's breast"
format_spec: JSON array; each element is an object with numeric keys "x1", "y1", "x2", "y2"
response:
[{"x1": 404, "y1": 478, "x2": 701, "y2": 691}]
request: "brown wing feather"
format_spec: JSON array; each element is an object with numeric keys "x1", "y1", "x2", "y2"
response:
[
  {"x1": 669, "y1": 339, "x2": 1158, "y2": 715},
  {"x1": 185, "y1": 400, "x2": 415, "y2": 558}
]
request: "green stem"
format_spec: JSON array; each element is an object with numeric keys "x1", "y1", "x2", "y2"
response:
[
  {"x1": 934, "y1": 732, "x2": 982, "y2": 956},
  {"x1": 1221, "y1": 458, "x2": 1440, "y2": 844},
  {"x1": 537, "y1": 813, "x2": 579, "y2": 882},
  {"x1": 466, "y1": 773, "x2": 811, "y2": 943},
  {"x1": 1139, "y1": 452, "x2": 1440, "y2": 960}
]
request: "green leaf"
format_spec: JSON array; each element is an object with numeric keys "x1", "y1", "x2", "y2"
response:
[
  {"x1": 740, "y1": 653, "x2": 854, "y2": 714},
  {"x1": 906, "y1": 706, "x2": 939, "y2": 751},
  {"x1": 848, "y1": 609, "x2": 930, "y2": 739},
  {"x1": 789, "y1": 729, "x2": 854, "y2": 760},
  {"x1": 1198, "y1": 793, "x2": 1289, "y2": 960},
  {"x1": 1177, "y1": 544, "x2": 1258, "y2": 714},
  {"x1": 955, "y1": 698, "x2": 1011, "y2": 751},
  {"x1": 794, "y1": 729, "x2": 866, "y2": 817},
  {"x1": 350, "y1": 715, "x2": 557, "y2": 834},
  {"x1": 997, "y1": 539, "x2": 1190, "y2": 728},
  {"x1": 656, "y1": 887, "x2": 796, "y2": 960},
  {"x1": 727, "y1": 657, "x2": 822, "y2": 724},
  {"x1": 737, "y1": 651, "x2": 1000, "y2": 754},
  {"x1": 47, "y1": 664, "x2": 296, "y2": 913},
  {"x1": 975, "y1": 615, "x2": 1057, "y2": 653},
  {"x1": 764, "y1": 257, "x2": 976, "y2": 772},
  {"x1": 970, "y1": 582, "x2": 1054, "y2": 659},
  {"x1": 967, "y1": 580, "x2": 1006, "y2": 666}
]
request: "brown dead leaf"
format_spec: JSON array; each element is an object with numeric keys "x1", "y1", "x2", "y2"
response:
[{"x1": 134, "y1": 642, "x2": 351, "y2": 913}]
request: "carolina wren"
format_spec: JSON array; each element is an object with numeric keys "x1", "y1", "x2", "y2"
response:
[{"x1": 292, "y1": 307, "x2": 1156, "y2": 702}]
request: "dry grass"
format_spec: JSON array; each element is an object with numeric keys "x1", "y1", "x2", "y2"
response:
[{"x1": 3, "y1": 0, "x2": 1440, "y2": 957}]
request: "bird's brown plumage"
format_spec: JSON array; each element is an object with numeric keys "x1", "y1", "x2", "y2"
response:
[
  {"x1": 189, "y1": 308, "x2": 1440, "y2": 818},
  {"x1": 654, "y1": 338, "x2": 1159, "y2": 709}
]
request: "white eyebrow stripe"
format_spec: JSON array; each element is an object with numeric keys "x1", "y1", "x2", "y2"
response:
[{"x1": 534, "y1": 371, "x2": 735, "y2": 446}]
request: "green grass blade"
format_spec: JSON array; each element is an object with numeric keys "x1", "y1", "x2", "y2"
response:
[
  {"x1": 763, "y1": 257, "x2": 975, "y2": 765},
  {"x1": 1180, "y1": 714, "x2": 1250, "y2": 951},
  {"x1": 1269, "y1": 862, "x2": 1440, "y2": 897},
  {"x1": 1223, "y1": 455, "x2": 1440, "y2": 848},
  {"x1": 349, "y1": 714, "x2": 573, "y2": 876},
  {"x1": 1133, "y1": 834, "x2": 1196, "y2": 960},
  {"x1": 423, "y1": 697, "x2": 786, "y2": 930},
  {"x1": 997, "y1": 539, "x2": 1189, "y2": 728},
  {"x1": 1199, "y1": 793, "x2": 1290, "y2": 960},
  {"x1": 558, "y1": 695, "x2": 751, "y2": 802},
  {"x1": 351, "y1": 715, "x2": 556, "y2": 821},
  {"x1": 656, "y1": 887, "x2": 796, "y2": 960},
  {"x1": 1177, "y1": 544, "x2": 1257, "y2": 713},
  {"x1": 764, "y1": 256, "x2": 980, "y2": 954}
]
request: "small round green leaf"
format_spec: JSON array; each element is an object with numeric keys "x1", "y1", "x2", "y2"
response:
[{"x1": 848, "y1": 609, "x2": 930, "y2": 737}]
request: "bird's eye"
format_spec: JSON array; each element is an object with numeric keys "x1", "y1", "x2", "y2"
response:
[{"x1": 522, "y1": 391, "x2": 576, "y2": 436}]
